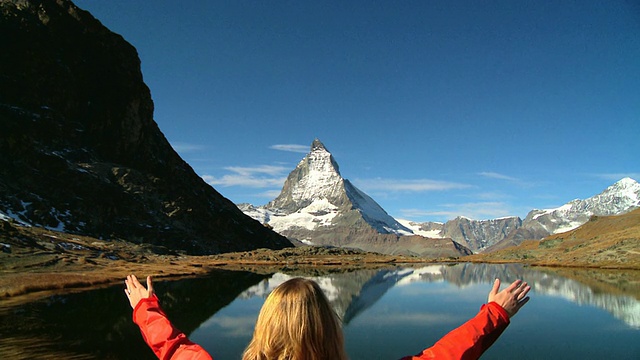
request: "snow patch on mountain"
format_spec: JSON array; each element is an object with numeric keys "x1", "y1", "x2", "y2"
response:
[
  {"x1": 289, "y1": 151, "x2": 343, "y2": 205},
  {"x1": 236, "y1": 203, "x2": 271, "y2": 224},
  {"x1": 553, "y1": 221, "x2": 586, "y2": 234},
  {"x1": 397, "y1": 219, "x2": 444, "y2": 238},
  {"x1": 269, "y1": 198, "x2": 340, "y2": 232},
  {"x1": 0, "y1": 202, "x2": 33, "y2": 227},
  {"x1": 0, "y1": 210, "x2": 13, "y2": 223}
]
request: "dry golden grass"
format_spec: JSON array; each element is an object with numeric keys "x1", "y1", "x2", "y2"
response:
[{"x1": 0, "y1": 222, "x2": 439, "y2": 306}]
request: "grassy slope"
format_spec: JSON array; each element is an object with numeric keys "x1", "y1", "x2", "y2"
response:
[{"x1": 464, "y1": 208, "x2": 640, "y2": 269}]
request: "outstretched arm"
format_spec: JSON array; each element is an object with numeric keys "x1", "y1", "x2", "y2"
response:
[
  {"x1": 125, "y1": 275, "x2": 213, "y2": 360},
  {"x1": 488, "y1": 278, "x2": 530, "y2": 318},
  {"x1": 401, "y1": 279, "x2": 531, "y2": 360}
]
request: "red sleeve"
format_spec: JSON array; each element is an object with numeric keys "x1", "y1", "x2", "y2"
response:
[
  {"x1": 133, "y1": 295, "x2": 213, "y2": 360},
  {"x1": 400, "y1": 302, "x2": 510, "y2": 360}
]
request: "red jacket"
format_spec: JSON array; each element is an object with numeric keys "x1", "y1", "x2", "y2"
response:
[
  {"x1": 133, "y1": 295, "x2": 212, "y2": 360},
  {"x1": 133, "y1": 296, "x2": 509, "y2": 360},
  {"x1": 399, "y1": 301, "x2": 510, "y2": 360}
]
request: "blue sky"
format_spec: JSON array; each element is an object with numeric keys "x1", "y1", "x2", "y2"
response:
[{"x1": 75, "y1": 1, "x2": 639, "y2": 222}]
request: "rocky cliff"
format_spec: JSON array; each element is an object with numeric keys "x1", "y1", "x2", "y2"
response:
[
  {"x1": 441, "y1": 216, "x2": 522, "y2": 252},
  {"x1": 0, "y1": 0, "x2": 292, "y2": 254}
]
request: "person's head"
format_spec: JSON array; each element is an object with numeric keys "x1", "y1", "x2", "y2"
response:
[{"x1": 242, "y1": 277, "x2": 348, "y2": 360}]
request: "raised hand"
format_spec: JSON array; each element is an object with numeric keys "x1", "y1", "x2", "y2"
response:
[
  {"x1": 488, "y1": 279, "x2": 530, "y2": 318},
  {"x1": 124, "y1": 274, "x2": 154, "y2": 309}
]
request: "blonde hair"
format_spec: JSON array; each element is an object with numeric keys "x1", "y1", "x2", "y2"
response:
[{"x1": 242, "y1": 278, "x2": 348, "y2": 360}]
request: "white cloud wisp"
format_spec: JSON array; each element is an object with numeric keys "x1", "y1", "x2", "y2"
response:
[
  {"x1": 202, "y1": 165, "x2": 288, "y2": 188},
  {"x1": 354, "y1": 178, "x2": 472, "y2": 192},
  {"x1": 270, "y1": 144, "x2": 309, "y2": 153}
]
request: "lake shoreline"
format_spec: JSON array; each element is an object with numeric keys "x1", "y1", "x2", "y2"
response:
[
  {"x1": 3, "y1": 246, "x2": 640, "y2": 307},
  {"x1": 2, "y1": 223, "x2": 639, "y2": 306}
]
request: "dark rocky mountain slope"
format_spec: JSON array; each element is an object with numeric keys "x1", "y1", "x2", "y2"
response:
[{"x1": 0, "y1": 0, "x2": 292, "y2": 254}]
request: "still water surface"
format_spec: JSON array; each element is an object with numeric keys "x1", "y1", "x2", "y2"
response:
[{"x1": 1, "y1": 263, "x2": 638, "y2": 359}]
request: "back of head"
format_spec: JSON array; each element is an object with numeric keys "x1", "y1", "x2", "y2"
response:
[{"x1": 242, "y1": 278, "x2": 348, "y2": 360}]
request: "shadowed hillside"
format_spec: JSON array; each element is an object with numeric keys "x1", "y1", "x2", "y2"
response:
[{"x1": 0, "y1": 0, "x2": 291, "y2": 254}]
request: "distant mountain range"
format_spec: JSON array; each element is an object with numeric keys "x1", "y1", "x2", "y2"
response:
[
  {"x1": 488, "y1": 177, "x2": 640, "y2": 251},
  {"x1": 241, "y1": 139, "x2": 640, "y2": 254},
  {"x1": 467, "y1": 207, "x2": 640, "y2": 268},
  {"x1": 404, "y1": 177, "x2": 640, "y2": 252}
]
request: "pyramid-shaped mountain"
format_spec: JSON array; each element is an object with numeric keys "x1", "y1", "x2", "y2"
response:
[
  {"x1": 268, "y1": 139, "x2": 411, "y2": 235},
  {"x1": 239, "y1": 139, "x2": 471, "y2": 257}
]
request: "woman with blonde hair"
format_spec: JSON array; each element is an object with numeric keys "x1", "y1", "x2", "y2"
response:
[
  {"x1": 242, "y1": 278, "x2": 347, "y2": 360},
  {"x1": 125, "y1": 274, "x2": 529, "y2": 360}
]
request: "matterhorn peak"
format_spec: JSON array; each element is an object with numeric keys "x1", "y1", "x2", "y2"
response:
[
  {"x1": 311, "y1": 138, "x2": 327, "y2": 151},
  {"x1": 263, "y1": 139, "x2": 412, "y2": 235},
  {"x1": 307, "y1": 138, "x2": 340, "y2": 174},
  {"x1": 240, "y1": 139, "x2": 471, "y2": 256},
  {"x1": 266, "y1": 139, "x2": 343, "y2": 213}
]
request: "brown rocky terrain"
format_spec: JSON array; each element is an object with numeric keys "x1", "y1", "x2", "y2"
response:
[
  {"x1": 0, "y1": 220, "x2": 442, "y2": 307},
  {"x1": 463, "y1": 208, "x2": 640, "y2": 270}
]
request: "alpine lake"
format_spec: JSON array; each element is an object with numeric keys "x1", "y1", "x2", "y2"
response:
[{"x1": 1, "y1": 263, "x2": 638, "y2": 359}]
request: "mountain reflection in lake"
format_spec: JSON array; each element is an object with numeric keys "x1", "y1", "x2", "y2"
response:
[{"x1": 1, "y1": 264, "x2": 638, "y2": 359}]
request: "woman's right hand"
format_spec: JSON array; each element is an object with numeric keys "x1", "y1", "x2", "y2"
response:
[{"x1": 488, "y1": 279, "x2": 530, "y2": 318}]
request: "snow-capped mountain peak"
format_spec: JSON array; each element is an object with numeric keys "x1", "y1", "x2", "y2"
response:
[
  {"x1": 267, "y1": 139, "x2": 344, "y2": 213},
  {"x1": 526, "y1": 177, "x2": 640, "y2": 234},
  {"x1": 244, "y1": 139, "x2": 413, "y2": 247},
  {"x1": 607, "y1": 177, "x2": 640, "y2": 201}
]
